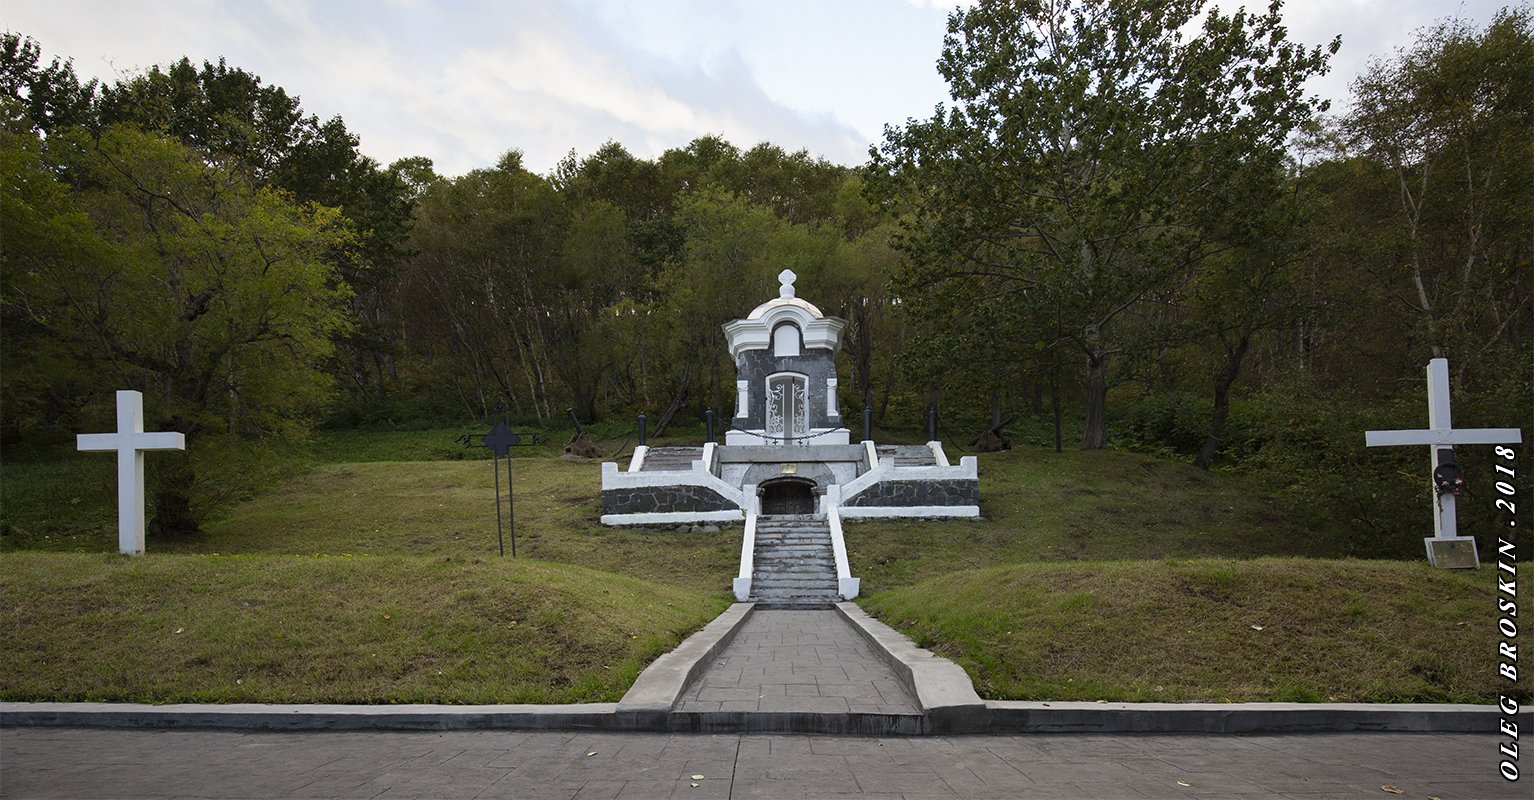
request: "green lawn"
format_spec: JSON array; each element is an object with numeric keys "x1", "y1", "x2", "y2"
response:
[
  {"x1": 844, "y1": 447, "x2": 1343, "y2": 595},
  {"x1": 1, "y1": 430, "x2": 1507, "y2": 706},
  {"x1": 859, "y1": 558, "x2": 1521, "y2": 704},
  {"x1": 0, "y1": 552, "x2": 730, "y2": 704}
]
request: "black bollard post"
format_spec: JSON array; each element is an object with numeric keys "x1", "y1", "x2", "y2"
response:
[
  {"x1": 927, "y1": 404, "x2": 938, "y2": 442},
  {"x1": 862, "y1": 404, "x2": 873, "y2": 442},
  {"x1": 705, "y1": 407, "x2": 716, "y2": 443},
  {"x1": 638, "y1": 412, "x2": 648, "y2": 446}
]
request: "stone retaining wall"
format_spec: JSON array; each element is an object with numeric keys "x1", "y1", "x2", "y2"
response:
[
  {"x1": 841, "y1": 479, "x2": 978, "y2": 508},
  {"x1": 601, "y1": 484, "x2": 739, "y2": 516}
]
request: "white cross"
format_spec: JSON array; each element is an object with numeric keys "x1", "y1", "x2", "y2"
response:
[
  {"x1": 1365, "y1": 358, "x2": 1521, "y2": 566},
  {"x1": 778, "y1": 269, "x2": 797, "y2": 299},
  {"x1": 77, "y1": 391, "x2": 186, "y2": 555}
]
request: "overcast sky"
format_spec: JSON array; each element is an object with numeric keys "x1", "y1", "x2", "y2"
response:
[{"x1": 4, "y1": 0, "x2": 1506, "y2": 176}]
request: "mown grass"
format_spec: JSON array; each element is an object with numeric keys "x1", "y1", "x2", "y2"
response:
[
  {"x1": 0, "y1": 552, "x2": 731, "y2": 704},
  {"x1": 860, "y1": 558, "x2": 1523, "y2": 704},
  {"x1": 2, "y1": 428, "x2": 1502, "y2": 706},
  {"x1": 844, "y1": 446, "x2": 1345, "y2": 595},
  {"x1": 173, "y1": 460, "x2": 738, "y2": 594},
  {"x1": 1, "y1": 431, "x2": 738, "y2": 593}
]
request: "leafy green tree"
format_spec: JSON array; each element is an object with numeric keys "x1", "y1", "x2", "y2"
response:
[
  {"x1": 872, "y1": 0, "x2": 1335, "y2": 448},
  {"x1": 0, "y1": 32, "x2": 97, "y2": 134},
  {"x1": 1345, "y1": 7, "x2": 1533, "y2": 365},
  {"x1": 2, "y1": 122, "x2": 352, "y2": 534},
  {"x1": 98, "y1": 55, "x2": 417, "y2": 405},
  {"x1": 399, "y1": 152, "x2": 566, "y2": 421},
  {"x1": 96, "y1": 56, "x2": 304, "y2": 181}
]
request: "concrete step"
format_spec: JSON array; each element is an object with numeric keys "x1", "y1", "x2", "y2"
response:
[
  {"x1": 753, "y1": 576, "x2": 836, "y2": 586},
  {"x1": 745, "y1": 588, "x2": 840, "y2": 600},
  {"x1": 753, "y1": 544, "x2": 830, "y2": 554},
  {"x1": 876, "y1": 445, "x2": 937, "y2": 467},
  {"x1": 750, "y1": 581, "x2": 836, "y2": 588},
  {"x1": 751, "y1": 582, "x2": 837, "y2": 593},
  {"x1": 754, "y1": 564, "x2": 834, "y2": 574},
  {"x1": 639, "y1": 448, "x2": 705, "y2": 471},
  {"x1": 754, "y1": 552, "x2": 833, "y2": 562},
  {"x1": 754, "y1": 558, "x2": 834, "y2": 569},
  {"x1": 749, "y1": 511, "x2": 838, "y2": 603}
]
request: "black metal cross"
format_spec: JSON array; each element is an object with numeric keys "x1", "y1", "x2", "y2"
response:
[
  {"x1": 481, "y1": 420, "x2": 521, "y2": 456},
  {"x1": 470, "y1": 419, "x2": 541, "y2": 557}
]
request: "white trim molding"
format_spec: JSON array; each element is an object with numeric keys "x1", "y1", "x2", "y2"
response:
[
  {"x1": 838, "y1": 505, "x2": 980, "y2": 519},
  {"x1": 600, "y1": 510, "x2": 746, "y2": 526}
]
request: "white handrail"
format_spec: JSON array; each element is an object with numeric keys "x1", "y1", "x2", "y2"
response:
[
  {"x1": 824, "y1": 485, "x2": 860, "y2": 600},
  {"x1": 733, "y1": 485, "x2": 759, "y2": 601}
]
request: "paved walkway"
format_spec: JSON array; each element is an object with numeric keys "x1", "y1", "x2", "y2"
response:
[
  {"x1": 675, "y1": 610, "x2": 919, "y2": 715},
  {"x1": 2, "y1": 727, "x2": 1520, "y2": 799}
]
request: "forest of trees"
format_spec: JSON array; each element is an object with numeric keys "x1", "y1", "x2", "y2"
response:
[{"x1": 2, "y1": 1, "x2": 1529, "y2": 553}]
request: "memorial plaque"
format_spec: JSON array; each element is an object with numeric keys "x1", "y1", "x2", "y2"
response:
[{"x1": 1425, "y1": 537, "x2": 1478, "y2": 569}]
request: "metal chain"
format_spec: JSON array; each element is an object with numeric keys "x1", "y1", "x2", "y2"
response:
[{"x1": 723, "y1": 423, "x2": 848, "y2": 444}]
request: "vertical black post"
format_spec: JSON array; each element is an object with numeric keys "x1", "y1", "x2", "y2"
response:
[
  {"x1": 705, "y1": 407, "x2": 716, "y2": 443},
  {"x1": 506, "y1": 454, "x2": 516, "y2": 557},
  {"x1": 638, "y1": 412, "x2": 648, "y2": 446},
  {"x1": 862, "y1": 404, "x2": 873, "y2": 442},
  {"x1": 492, "y1": 454, "x2": 505, "y2": 557},
  {"x1": 927, "y1": 404, "x2": 938, "y2": 442}
]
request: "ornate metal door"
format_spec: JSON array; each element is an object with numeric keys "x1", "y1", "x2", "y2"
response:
[{"x1": 765, "y1": 374, "x2": 808, "y2": 443}]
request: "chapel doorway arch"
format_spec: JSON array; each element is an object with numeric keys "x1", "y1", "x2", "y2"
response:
[{"x1": 759, "y1": 477, "x2": 816, "y2": 516}]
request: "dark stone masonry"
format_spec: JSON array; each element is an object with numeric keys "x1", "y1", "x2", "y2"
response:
[
  {"x1": 602, "y1": 484, "x2": 738, "y2": 516},
  {"x1": 842, "y1": 479, "x2": 979, "y2": 508}
]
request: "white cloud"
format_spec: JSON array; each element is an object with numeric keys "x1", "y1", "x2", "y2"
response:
[{"x1": 2, "y1": 0, "x2": 1501, "y2": 176}]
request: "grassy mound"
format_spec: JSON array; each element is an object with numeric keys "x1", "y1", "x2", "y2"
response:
[
  {"x1": 2, "y1": 446, "x2": 738, "y2": 594},
  {"x1": 0, "y1": 552, "x2": 731, "y2": 704},
  {"x1": 860, "y1": 558, "x2": 1519, "y2": 704},
  {"x1": 844, "y1": 447, "x2": 1344, "y2": 594},
  {"x1": 175, "y1": 460, "x2": 737, "y2": 594},
  {"x1": 5, "y1": 431, "x2": 1502, "y2": 706}
]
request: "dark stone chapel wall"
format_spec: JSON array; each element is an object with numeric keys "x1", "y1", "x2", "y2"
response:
[
  {"x1": 601, "y1": 484, "x2": 738, "y2": 515},
  {"x1": 735, "y1": 348, "x2": 840, "y2": 431},
  {"x1": 842, "y1": 479, "x2": 979, "y2": 508}
]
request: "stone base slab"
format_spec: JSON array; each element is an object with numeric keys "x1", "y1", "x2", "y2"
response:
[{"x1": 6, "y1": 699, "x2": 1517, "y2": 735}]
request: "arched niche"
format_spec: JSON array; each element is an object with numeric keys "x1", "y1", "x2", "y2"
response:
[{"x1": 772, "y1": 322, "x2": 802, "y2": 357}]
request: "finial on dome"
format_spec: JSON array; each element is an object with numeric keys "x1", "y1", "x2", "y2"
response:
[{"x1": 778, "y1": 269, "x2": 796, "y2": 299}]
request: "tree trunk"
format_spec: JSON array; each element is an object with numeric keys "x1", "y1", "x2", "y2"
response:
[
  {"x1": 990, "y1": 366, "x2": 1003, "y2": 429},
  {"x1": 1196, "y1": 328, "x2": 1253, "y2": 470},
  {"x1": 876, "y1": 349, "x2": 897, "y2": 423},
  {"x1": 1051, "y1": 347, "x2": 1062, "y2": 453},
  {"x1": 1081, "y1": 350, "x2": 1108, "y2": 450},
  {"x1": 651, "y1": 373, "x2": 692, "y2": 437}
]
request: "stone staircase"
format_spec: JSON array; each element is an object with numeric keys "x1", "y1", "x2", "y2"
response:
[
  {"x1": 749, "y1": 515, "x2": 840, "y2": 605},
  {"x1": 640, "y1": 446, "x2": 704, "y2": 471},
  {"x1": 876, "y1": 444, "x2": 937, "y2": 467}
]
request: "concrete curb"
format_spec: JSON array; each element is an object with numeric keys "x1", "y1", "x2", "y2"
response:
[
  {"x1": 667, "y1": 710, "x2": 925, "y2": 735},
  {"x1": 613, "y1": 602, "x2": 756, "y2": 729},
  {"x1": 833, "y1": 602, "x2": 986, "y2": 733},
  {"x1": 983, "y1": 701, "x2": 1529, "y2": 734},
  {"x1": 5, "y1": 699, "x2": 1522, "y2": 735},
  {"x1": 0, "y1": 702, "x2": 617, "y2": 731}
]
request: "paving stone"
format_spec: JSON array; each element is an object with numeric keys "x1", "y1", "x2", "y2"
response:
[
  {"x1": 674, "y1": 610, "x2": 920, "y2": 717},
  {"x1": 5, "y1": 728, "x2": 1526, "y2": 799}
]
